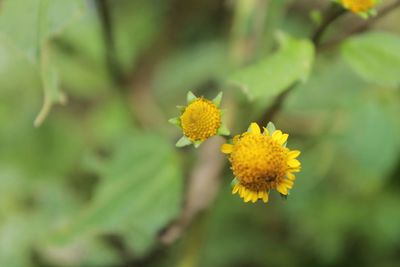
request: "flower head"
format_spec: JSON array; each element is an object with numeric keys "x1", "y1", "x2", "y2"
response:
[
  {"x1": 169, "y1": 91, "x2": 230, "y2": 148},
  {"x1": 221, "y1": 122, "x2": 301, "y2": 203},
  {"x1": 339, "y1": 0, "x2": 378, "y2": 17}
]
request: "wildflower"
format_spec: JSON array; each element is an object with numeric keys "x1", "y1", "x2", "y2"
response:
[
  {"x1": 339, "y1": 0, "x2": 377, "y2": 17},
  {"x1": 221, "y1": 122, "x2": 301, "y2": 203},
  {"x1": 169, "y1": 91, "x2": 230, "y2": 148}
]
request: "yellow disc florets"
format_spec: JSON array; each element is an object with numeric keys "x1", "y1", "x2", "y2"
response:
[
  {"x1": 341, "y1": 0, "x2": 375, "y2": 13},
  {"x1": 230, "y1": 132, "x2": 288, "y2": 191},
  {"x1": 221, "y1": 122, "x2": 301, "y2": 203},
  {"x1": 180, "y1": 98, "x2": 221, "y2": 142}
]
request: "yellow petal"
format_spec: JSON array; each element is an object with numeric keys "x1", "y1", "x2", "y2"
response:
[
  {"x1": 221, "y1": 144, "x2": 233, "y2": 154},
  {"x1": 262, "y1": 192, "x2": 269, "y2": 203},
  {"x1": 290, "y1": 168, "x2": 301, "y2": 173},
  {"x1": 278, "y1": 133, "x2": 289, "y2": 145},
  {"x1": 244, "y1": 191, "x2": 253, "y2": 202},
  {"x1": 248, "y1": 122, "x2": 261, "y2": 134},
  {"x1": 277, "y1": 184, "x2": 288, "y2": 195},
  {"x1": 258, "y1": 191, "x2": 264, "y2": 199},
  {"x1": 232, "y1": 184, "x2": 240, "y2": 194},
  {"x1": 251, "y1": 192, "x2": 258, "y2": 203},
  {"x1": 286, "y1": 172, "x2": 296, "y2": 180},
  {"x1": 288, "y1": 150, "x2": 301, "y2": 159},
  {"x1": 263, "y1": 127, "x2": 270, "y2": 136},
  {"x1": 272, "y1": 130, "x2": 283, "y2": 142},
  {"x1": 288, "y1": 159, "x2": 301, "y2": 168},
  {"x1": 239, "y1": 187, "x2": 246, "y2": 198},
  {"x1": 282, "y1": 179, "x2": 294, "y2": 189}
]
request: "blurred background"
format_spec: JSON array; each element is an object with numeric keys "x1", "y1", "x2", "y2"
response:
[{"x1": 1, "y1": 0, "x2": 400, "y2": 266}]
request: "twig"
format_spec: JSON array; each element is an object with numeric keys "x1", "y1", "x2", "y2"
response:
[
  {"x1": 160, "y1": 137, "x2": 226, "y2": 244},
  {"x1": 96, "y1": 0, "x2": 124, "y2": 86},
  {"x1": 320, "y1": 0, "x2": 400, "y2": 50},
  {"x1": 312, "y1": 4, "x2": 346, "y2": 46}
]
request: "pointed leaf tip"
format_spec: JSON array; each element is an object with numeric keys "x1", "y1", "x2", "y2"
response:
[
  {"x1": 187, "y1": 91, "x2": 197, "y2": 104},
  {"x1": 212, "y1": 92, "x2": 223, "y2": 107},
  {"x1": 193, "y1": 140, "x2": 202, "y2": 148},
  {"x1": 266, "y1": 122, "x2": 276, "y2": 135},
  {"x1": 217, "y1": 124, "x2": 230, "y2": 136},
  {"x1": 176, "y1": 136, "x2": 192, "y2": 147},
  {"x1": 168, "y1": 117, "x2": 181, "y2": 127}
]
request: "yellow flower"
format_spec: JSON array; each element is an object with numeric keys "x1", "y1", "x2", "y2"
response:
[
  {"x1": 169, "y1": 91, "x2": 230, "y2": 148},
  {"x1": 221, "y1": 122, "x2": 301, "y2": 203},
  {"x1": 340, "y1": 0, "x2": 377, "y2": 16}
]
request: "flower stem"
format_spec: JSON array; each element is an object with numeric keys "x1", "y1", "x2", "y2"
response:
[{"x1": 311, "y1": 4, "x2": 346, "y2": 46}]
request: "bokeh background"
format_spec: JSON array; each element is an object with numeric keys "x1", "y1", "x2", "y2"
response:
[{"x1": 1, "y1": 0, "x2": 400, "y2": 266}]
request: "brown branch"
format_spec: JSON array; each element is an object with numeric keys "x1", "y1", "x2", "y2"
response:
[
  {"x1": 159, "y1": 0, "x2": 269, "y2": 246},
  {"x1": 320, "y1": 0, "x2": 400, "y2": 50},
  {"x1": 160, "y1": 137, "x2": 226, "y2": 244},
  {"x1": 95, "y1": 0, "x2": 124, "y2": 86},
  {"x1": 311, "y1": 4, "x2": 346, "y2": 46},
  {"x1": 258, "y1": 0, "x2": 400, "y2": 125}
]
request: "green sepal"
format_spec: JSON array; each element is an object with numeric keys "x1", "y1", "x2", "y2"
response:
[
  {"x1": 212, "y1": 92, "x2": 223, "y2": 107},
  {"x1": 231, "y1": 177, "x2": 239, "y2": 187},
  {"x1": 193, "y1": 140, "x2": 202, "y2": 148},
  {"x1": 266, "y1": 122, "x2": 276, "y2": 136},
  {"x1": 367, "y1": 8, "x2": 377, "y2": 17},
  {"x1": 357, "y1": 11, "x2": 368, "y2": 19},
  {"x1": 187, "y1": 91, "x2": 197, "y2": 104},
  {"x1": 176, "y1": 136, "x2": 192, "y2": 147},
  {"x1": 176, "y1": 105, "x2": 186, "y2": 111},
  {"x1": 168, "y1": 117, "x2": 181, "y2": 127},
  {"x1": 217, "y1": 124, "x2": 230, "y2": 136}
]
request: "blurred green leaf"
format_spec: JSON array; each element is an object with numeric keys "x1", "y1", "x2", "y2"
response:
[
  {"x1": 0, "y1": 0, "x2": 83, "y2": 61},
  {"x1": 52, "y1": 133, "x2": 183, "y2": 256},
  {"x1": 111, "y1": 0, "x2": 163, "y2": 73},
  {"x1": 49, "y1": 11, "x2": 112, "y2": 98},
  {"x1": 0, "y1": 0, "x2": 84, "y2": 126},
  {"x1": 154, "y1": 41, "x2": 229, "y2": 111},
  {"x1": 341, "y1": 31, "x2": 400, "y2": 86},
  {"x1": 228, "y1": 33, "x2": 314, "y2": 108}
]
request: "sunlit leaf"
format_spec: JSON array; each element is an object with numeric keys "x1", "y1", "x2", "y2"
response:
[
  {"x1": 342, "y1": 31, "x2": 400, "y2": 86},
  {"x1": 228, "y1": 33, "x2": 315, "y2": 107}
]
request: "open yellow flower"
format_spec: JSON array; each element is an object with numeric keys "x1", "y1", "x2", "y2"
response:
[
  {"x1": 169, "y1": 91, "x2": 230, "y2": 148},
  {"x1": 221, "y1": 122, "x2": 301, "y2": 203},
  {"x1": 339, "y1": 0, "x2": 378, "y2": 17}
]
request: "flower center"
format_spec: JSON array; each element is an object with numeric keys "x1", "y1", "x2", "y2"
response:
[
  {"x1": 180, "y1": 98, "x2": 221, "y2": 141},
  {"x1": 341, "y1": 0, "x2": 374, "y2": 12},
  {"x1": 229, "y1": 133, "x2": 288, "y2": 191}
]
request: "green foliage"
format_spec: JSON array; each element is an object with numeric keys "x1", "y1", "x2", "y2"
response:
[
  {"x1": 229, "y1": 33, "x2": 314, "y2": 109},
  {"x1": 1, "y1": 1, "x2": 400, "y2": 267},
  {"x1": 342, "y1": 31, "x2": 400, "y2": 86},
  {"x1": 50, "y1": 134, "x2": 183, "y2": 257},
  {"x1": 0, "y1": 0, "x2": 84, "y2": 126}
]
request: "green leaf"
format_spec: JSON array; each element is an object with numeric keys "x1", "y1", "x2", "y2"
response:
[
  {"x1": 341, "y1": 31, "x2": 400, "y2": 86},
  {"x1": 0, "y1": 0, "x2": 84, "y2": 126},
  {"x1": 228, "y1": 33, "x2": 314, "y2": 105},
  {"x1": 50, "y1": 134, "x2": 183, "y2": 256},
  {"x1": 0, "y1": 0, "x2": 83, "y2": 61}
]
